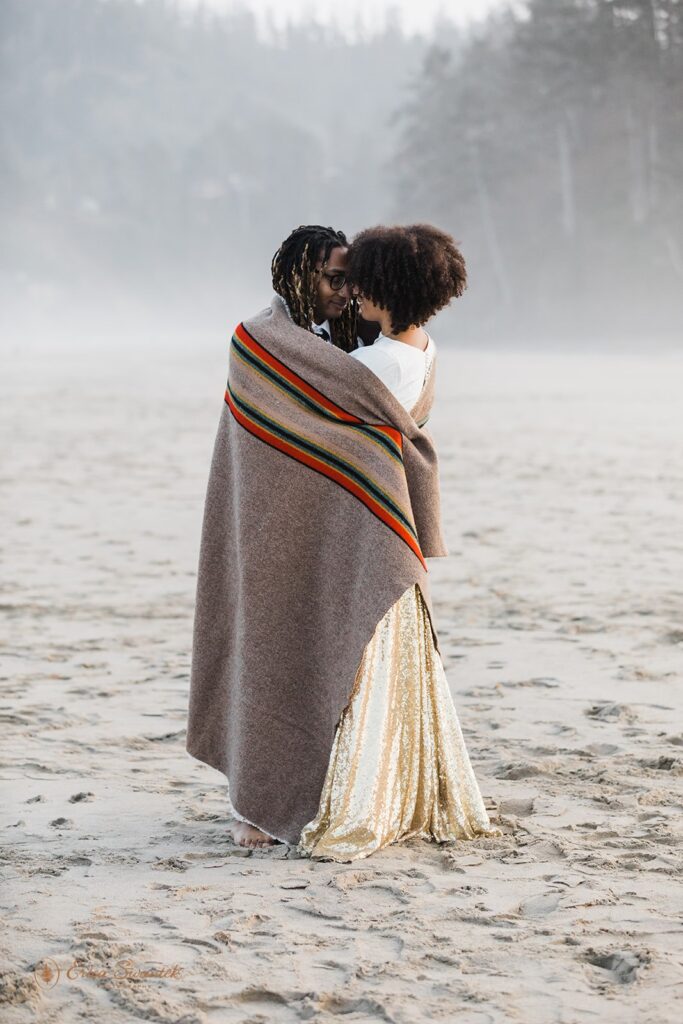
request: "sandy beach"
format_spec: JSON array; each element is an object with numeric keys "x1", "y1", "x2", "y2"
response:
[{"x1": 1, "y1": 342, "x2": 682, "y2": 1023}]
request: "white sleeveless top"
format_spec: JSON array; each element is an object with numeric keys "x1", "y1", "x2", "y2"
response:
[{"x1": 350, "y1": 332, "x2": 435, "y2": 411}]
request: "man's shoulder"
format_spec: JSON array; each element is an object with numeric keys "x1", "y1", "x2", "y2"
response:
[{"x1": 241, "y1": 295, "x2": 288, "y2": 332}]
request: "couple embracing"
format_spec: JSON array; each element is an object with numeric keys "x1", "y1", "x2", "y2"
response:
[{"x1": 186, "y1": 222, "x2": 499, "y2": 861}]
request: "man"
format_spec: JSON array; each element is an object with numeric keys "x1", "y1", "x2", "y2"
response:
[
  {"x1": 188, "y1": 225, "x2": 385, "y2": 851},
  {"x1": 228, "y1": 225, "x2": 374, "y2": 849}
]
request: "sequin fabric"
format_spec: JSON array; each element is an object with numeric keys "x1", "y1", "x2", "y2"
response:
[{"x1": 297, "y1": 584, "x2": 500, "y2": 862}]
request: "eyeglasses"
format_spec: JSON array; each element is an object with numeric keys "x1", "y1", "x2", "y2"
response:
[{"x1": 320, "y1": 270, "x2": 350, "y2": 292}]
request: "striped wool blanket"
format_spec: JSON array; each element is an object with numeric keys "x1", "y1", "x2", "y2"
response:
[{"x1": 186, "y1": 295, "x2": 448, "y2": 844}]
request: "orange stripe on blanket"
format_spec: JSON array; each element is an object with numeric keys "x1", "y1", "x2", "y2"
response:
[{"x1": 373, "y1": 424, "x2": 403, "y2": 448}]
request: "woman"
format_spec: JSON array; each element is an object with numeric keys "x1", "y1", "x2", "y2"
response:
[
  {"x1": 185, "y1": 222, "x2": 497, "y2": 860},
  {"x1": 298, "y1": 224, "x2": 498, "y2": 860}
]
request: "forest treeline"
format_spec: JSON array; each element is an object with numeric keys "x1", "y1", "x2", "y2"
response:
[
  {"x1": 1, "y1": 0, "x2": 681, "y2": 344},
  {"x1": 395, "y1": 0, "x2": 683, "y2": 341}
]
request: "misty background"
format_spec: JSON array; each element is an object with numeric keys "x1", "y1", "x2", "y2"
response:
[{"x1": 1, "y1": 0, "x2": 682, "y2": 350}]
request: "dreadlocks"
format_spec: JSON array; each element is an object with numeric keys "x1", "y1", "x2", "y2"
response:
[{"x1": 271, "y1": 225, "x2": 358, "y2": 353}]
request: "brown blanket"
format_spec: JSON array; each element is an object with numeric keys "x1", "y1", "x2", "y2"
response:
[{"x1": 186, "y1": 295, "x2": 448, "y2": 843}]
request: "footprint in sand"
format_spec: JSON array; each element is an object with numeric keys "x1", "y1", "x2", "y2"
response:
[
  {"x1": 494, "y1": 762, "x2": 544, "y2": 779},
  {"x1": 639, "y1": 755, "x2": 680, "y2": 772},
  {"x1": 584, "y1": 702, "x2": 636, "y2": 722},
  {"x1": 517, "y1": 892, "x2": 562, "y2": 918},
  {"x1": 499, "y1": 797, "x2": 535, "y2": 816},
  {"x1": 582, "y1": 948, "x2": 650, "y2": 984}
]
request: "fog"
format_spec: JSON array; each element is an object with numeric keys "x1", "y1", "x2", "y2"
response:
[{"x1": 2, "y1": 0, "x2": 682, "y2": 352}]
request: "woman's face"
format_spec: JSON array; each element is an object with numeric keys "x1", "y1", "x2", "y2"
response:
[
  {"x1": 356, "y1": 292, "x2": 384, "y2": 325},
  {"x1": 313, "y1": 246, "x2": 352, "y2": 323}
]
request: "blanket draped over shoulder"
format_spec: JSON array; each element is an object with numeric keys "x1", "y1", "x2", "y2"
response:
[{"x1": 186, "y1": 295, "x2": 448, "y2": 844}]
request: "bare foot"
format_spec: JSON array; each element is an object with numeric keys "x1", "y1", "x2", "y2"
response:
[{"x1": 231, "y1": 821, "x2": 279, "y2": 849}]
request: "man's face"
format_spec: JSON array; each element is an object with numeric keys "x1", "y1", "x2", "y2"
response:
[{"x1": 312, "y1": 245, "x2": 352, "y2": 324}]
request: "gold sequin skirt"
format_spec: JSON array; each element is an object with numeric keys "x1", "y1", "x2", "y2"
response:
[{"x1": 297, "y1": 584, "x2": 499, "y2": 862}]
